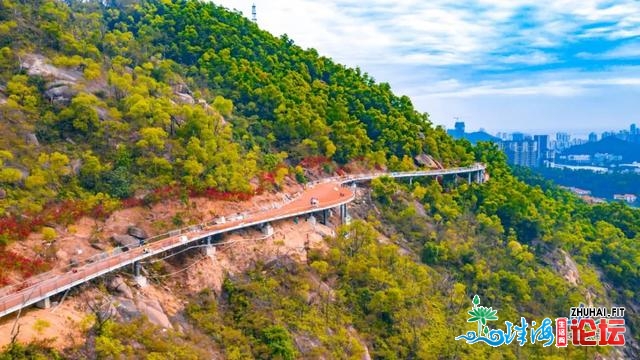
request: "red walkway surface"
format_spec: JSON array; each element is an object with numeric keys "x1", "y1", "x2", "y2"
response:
[
  {"x1": 0, "y1": 180, "x2": 354, "y2": 318},
  {"x1": 0, "y1": 164, "x2": 486, "y2": 318}
]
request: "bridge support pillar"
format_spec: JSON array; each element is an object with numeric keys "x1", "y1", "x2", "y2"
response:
[
  {"x1": 262, "y1": 222, "x2": 274, "y2": 236},
  {"x1": 468, "y1": 172, "x2": 472, "y2": 185},
  {"x1": 205, "y1": 245, "x2": 216, "y2": 257},
  {"x1": 319, "y1": 209, "x2": 330, "y2": 225},
  {"x1": 133, "y1": 261, "x2": 147, "y2": 287},
  {"x1": 339, "y1": 204, "x2": 351, "y2": 225},
  {"x1": 308, "y1": 214, "x2": 317, "y2": 225},
  {"x1": 202, "y1": 236, "x2": 216, "y2": 257},
  {"x1": 409, "y1": 177, "x2": 413, "y2": 185},
  {"x1": 35, "y1": 297, "x2": 51, "y2": 309}
]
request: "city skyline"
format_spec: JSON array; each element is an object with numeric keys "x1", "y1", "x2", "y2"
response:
[{"x1": 215, "y1": 0, "x2": 640, "y2": 132}]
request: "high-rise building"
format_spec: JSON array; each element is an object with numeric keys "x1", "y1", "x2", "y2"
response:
[
  {"x1": 631, "y1": 123, "x2": 637, "y2": 135},
  {"x1": 454, "y1": 122, "x2": 465, "y2": 136},
  {"x1": 512, "y1": 132, "x2": 525, "y2": 141},
  {"x1": 556, "y1": 132, "x2": 570, "y2": 150},
  {"x1": 534, "y1": 135, "x2": 549, "y2": 165},
  {"x1": 588, "y1": 132, "x2": 598, "y2": 142}
]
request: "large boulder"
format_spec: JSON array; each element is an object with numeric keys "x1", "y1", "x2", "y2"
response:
[
  {"x1": 111, "y1": 234, "x2": 139, "y2": 249},
  {"x1": 21, "y1": 54, "x2": 80, "y2": 81},
  {"x1": 137, "y1": 299, "x2": 172, "y2": 329},
  {"x1": 108, "y1": 276, "x2": 134, "y2": 299},
  {"x1": 174, "y1": 92, "x2": 195, "y2": 104},
  {"x1": 414, "y1": 154, "x2": 439, "y2": 168},
  {"x1": 127, "y1": 226, "x2": 148, "y2": 240},
  {"x1": 44, "y1": 81, "x2": 77, "y2": 105},
  {"x1": 114, "y1": 298, "x2": 140, "y2": 321},
  {"x1": 25, "y1": 133, "x2": 39, "y2": 147}
]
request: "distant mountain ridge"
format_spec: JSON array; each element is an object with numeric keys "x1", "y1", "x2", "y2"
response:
[{"x1": 562, "y1": 136, "x2": 640, "y2": 162}]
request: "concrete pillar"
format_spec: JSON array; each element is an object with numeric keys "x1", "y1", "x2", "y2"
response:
[
  {"x1": 205, "y1": 245, "x2": 216, "y2": 257},
  {"x1": 409, "y1": 177, "x2": 413, "y2": 185},
  {"x1": 35, "y1": 297, "x2": 51, "y2": 309},
  {"x1": 468, "y1": 172, "x2": 472, "y2": 185},
  {"x1": 320, "y1": 209, "x2": 329, "y2": 225},
  {"x1": 339, "y1": 204, "x2": 350, "y2": 224},
  {"x1": 134, "y1": 275, "x2": 148, "y2": 287},
  {"x1": 133, "y1": 261, "x2": 147, "y2": 287},
  {"x1": 262, "y1": 223, "x2": 274, "y2": 236},
  {"x1": 133, "y1": 261, "x2": 142, "y2": 277},
  {"x1": 308, "y1": 214, "x2": 317, "y2": 225}
]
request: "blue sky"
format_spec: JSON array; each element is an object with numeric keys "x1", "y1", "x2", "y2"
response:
[{"x1": 214, "y1": 0, "x2": 640, "y2": 135}]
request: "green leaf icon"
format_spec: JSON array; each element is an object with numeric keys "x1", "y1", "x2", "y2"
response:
[{"x1": 472, "y1": 294, "x2": 480, "y2": 306}]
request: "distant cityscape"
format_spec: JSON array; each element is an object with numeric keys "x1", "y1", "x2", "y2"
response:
[{"x1": 448, "y1": 122, "x2": 640, "y2": 205}]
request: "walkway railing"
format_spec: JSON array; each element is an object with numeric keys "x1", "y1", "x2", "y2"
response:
[{"x1": 0, "y1": 163, "x2": 485, "y2": 318}]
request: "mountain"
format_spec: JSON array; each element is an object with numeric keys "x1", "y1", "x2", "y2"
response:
[
  {"x1": 447, "y1": 129, "x2": 500, "y2": 144},
  {"x1": 563, "y1": 136, "x2": 640, "y2": 162},
  {"x1": 1, "y1": 1, "x2": 640, "y2": 358}
]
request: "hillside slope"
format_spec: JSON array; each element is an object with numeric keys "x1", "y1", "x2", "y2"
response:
[{"x1": 1, "y1": 0, "x2": 639, "y2": 359}]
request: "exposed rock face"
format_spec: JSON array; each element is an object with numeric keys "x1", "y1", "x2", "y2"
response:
[
  {"x1": 111, "y1": 234, "x2": 139, "y2": 249},
  {"x1": 70, "y1": 158, "x2": 82, "y2": 175},
  {"x1": 174, "y1": 92, "x2": 195, "y2": 104},
  {"x1": 136, "y1": 298, "x2": 172, "y2": 329},
  {"x1": 21, "y1": 54, "x2": 80, "y2": 81},
  {"x1": 44, "y1": 81, "x2": 77, "y2": 105},
  {"x1": 114, "y1": 297, "x2": 140, "y2": 321},
  {"x1": 127, "y1": 226, "x2": 148, "y2": 240},
  {"x1": 414, "y1": 154, "x2": 439, "y2": 169},
  {"x1": 25, "y1": 133, "x2": 39, "y2": 146},
  {"x1": 545, "y1": 248, "x2": 580, "y2": 286},
  {"x1": 108, "y1": 276, "x2": 134, "y2": 299}
]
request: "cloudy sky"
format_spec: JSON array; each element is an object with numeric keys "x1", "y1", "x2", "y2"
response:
[{"x1": 214, "y1": 0, "x2": 640, "y2": 135}]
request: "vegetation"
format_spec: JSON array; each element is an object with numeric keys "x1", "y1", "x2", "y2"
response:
[
  {"x1": 0, "y1": 0, "x2": 639, "y2": 358},
  {"x1": 521, "y1": 166, "x2": 640, "y2": 203}
]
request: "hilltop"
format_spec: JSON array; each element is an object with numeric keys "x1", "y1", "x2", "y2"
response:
[{"x1": 1, "y1": 0, "x2": 640, "y2": 359}]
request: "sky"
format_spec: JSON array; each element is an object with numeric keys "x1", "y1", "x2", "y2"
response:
[{"x1": 213, "y1": 0, "x2": 640, "y2": 135}]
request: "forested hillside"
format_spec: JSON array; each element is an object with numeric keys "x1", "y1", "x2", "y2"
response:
[
  {"x1": 0, "y1": 0, "x2": 469, "y2": 245},
  {"x1": 1, "y1": 0, "x2": 639, "y2": 359}
]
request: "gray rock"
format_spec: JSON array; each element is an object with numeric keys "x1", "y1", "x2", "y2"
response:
[
  {"x1": 95, "y1": 107, "x2": 109, "y2": 121},
  {"x1": 111, "y1": 234, "x2": 139, "y2": 249},
  {"x1": 174, "y1": 92, "x2": 195, "y2": 104},
  {"x1": 70, "y1": 158, "x2": 82, "y2": 175},
  {"x1": 21, "y1": 54, "x2": 80, "y2": 81},
  {"x1": 25, "y1": 133, "x2": 39, "y2": 146},
  {"x1": 127, "y1": 226, "x2": 148, "y2": 240},
  {"x1": 137, "y1": 299, "x2": 172, "y2": 329},
  {"x1": 115, "y1": 297, "x2": 140, "y2": 320},
  {"x1": 108, "y1": 276, "x2": 134, "y2": 299},
  {"x1": 44, "y1": 83, "x2": 76, "y2": 105}
]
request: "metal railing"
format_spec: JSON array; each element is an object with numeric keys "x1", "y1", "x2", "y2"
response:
[{"x1": 0, "y1": 163, "x2": 484, "y2": 317}]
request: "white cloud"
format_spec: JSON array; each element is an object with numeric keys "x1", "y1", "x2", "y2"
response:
[{"x1": 211, "y1": 1, "x2": 640, "y2": 129}]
